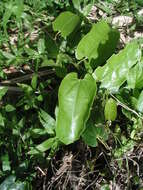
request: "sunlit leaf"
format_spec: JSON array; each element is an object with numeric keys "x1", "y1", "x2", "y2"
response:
[
  {"x1": 93, "y1": 41, "x2": 141, "y2": 92},
  {"x1": 53, "y1": 11, "x2": 81, "y2": 38},
  {"x1": 56, "y1": 72, "x2": 96, "y2": 145},
  {"x1": 76, "y1": 20, "x2": 119, "y2": 65}
]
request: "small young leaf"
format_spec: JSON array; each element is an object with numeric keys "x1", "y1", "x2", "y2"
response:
[
  {"x1": 39, "y1": 109, "x2": 55, "y2": 135},
  {"x1": 5, "y1": 104, "x2": 16, "y2": 112},
  {"x1": 28, "y1": 138, "x2": 56, "y2": 154},
  {"x1": 53, "y1": 11, "x2": 81, "y2": 38},
  {"x1": 104, "y1": 98, "x2": 117, "y2": 121},
  {"x1": 31, "y1": 74, "x2": 38, "y2": 90},
  {"x1": 0, "y1": 87, "x2": 8, "y2": 100}
]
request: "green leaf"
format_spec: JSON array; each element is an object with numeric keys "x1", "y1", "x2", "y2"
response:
[
  {"x1": 39, "y1": 109, "x2": 55, "y2": 135},
  {"x1": 93, "y1": 41, "x2": 141, "y2": 92},
  {"x1": 76, "y1": 20, "x2": 119, "y2": 64},
  {"x1": 0, "y1": 113, "x2": 5, "y2": 127},
  {"x1": 45, "y1": 34, "x2": 59, "y2": 58},
  {"x1": 104, "y1": 98, "x2": 117, "y2": 121},
  {"x1": 1, "y1": 154, "x2": 11, "y2": 172},
  {"x1": 30, "y1": 128, "x2": 47, "y2": 137},
  {"x1": 53, "y1": 11, "x2": 81, "y2": 38},
  {"x1": 72, "y1": 0, "x2": 94, "y2": 16},
  {"x1": 1, "y1": 51, "x2": 15, "y2": 60},
  {"x1": 136, "y1": 90, "x2": 143, "y2": 113},
  {"x1": 14, "y1": 0, "x2": 24, "y2": 22},
  {"x1": 8, "y1": 182, "x2": 25, "y2": 190},
  {"x1": 31, "y1": 74, "x2": 38, "y2": 90},
  {"x1": 127, "y1": 62, "x2": 143, "y2": 89},
  {"x1": 82, "y1": 122, "x2": 108, "y2": 147},
  {"x1": 0, "y1": 176, "x2": 16, "y2": 190},
  {"x1": 5, "y1": 104, "x2": 16, "y2": 112},
  {"x1": 2, "y1": 2, "x2": 13, "y2": 31},
  {"x1": 0, "y1": 87, "x2": 8, "y2": 100},
  {"x1": 28, "y1": 138, "x2": 56, "y2": 154},
  {"x1": 56, "y1": 72, "x2": 97, "y2": 145},
  {"x1": 38, "y1": 38, "x2": 45, "y2": 54}
]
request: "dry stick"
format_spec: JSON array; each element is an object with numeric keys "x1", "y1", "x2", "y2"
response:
[
  {"x1": 1, "y1": 69, "x2": 55, "y2": 84},
  {"x1": 110, "y1": 94, "x2": 143, "y2": 120},
  {"x1": 0, "y1": 70, "x2": 55, "y2": 92}
]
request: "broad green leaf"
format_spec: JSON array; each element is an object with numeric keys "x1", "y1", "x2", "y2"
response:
[
  {"x1": 93, "y1": 41, "x2": 141, "y2": 92},
  {"x1": 28, "y1": 138, "x2": 55, "y2": 154},
  {"x1": 127, "y1": 62, "x2": 143, "y2": 89},
  {"x1": 136, "y1": 90, "x2": 143, "y2": 113},
  {"x1": 104, "y1": 98, "x2": 117, "y2": 121},
  {"x1": 39, "y1": 109, "x2": 55, "y2": 135},
  {"x1": 76, "y1": 20, "x2": 119, "y2": 64},
  {"x1": 0, "y1": 87, "x2": 8, "y2": 100},
  {"x1": 82, "y1": 122, "x2": 108, "y2": 147},
  {"x1": 56, "y1": 72, "x2": 97, "y2": 145},
  {"x1": 53, "y1": 11, "x2": 81, "y2": 38}
]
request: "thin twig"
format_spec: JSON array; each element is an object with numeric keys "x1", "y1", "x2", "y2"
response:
[{"x1": 110, "y1": 94, "x2": 143, "y2": 120}]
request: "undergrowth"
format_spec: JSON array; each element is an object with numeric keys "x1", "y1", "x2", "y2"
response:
[{"x1": 0, "y1": 1, "x2": 143, "y2": 190}]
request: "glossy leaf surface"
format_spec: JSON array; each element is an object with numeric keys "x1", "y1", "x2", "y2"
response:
[
  {"x1": 56, "y1": 72, "x2": 97, "y2": 145},
  {"x1": 93, "y1": 41, "x2": 141, "y2": 92},
  {"x1": 53, "y1": 11, "x2": 81, "y2": 38},
  {"x1": 76, "y1": 20, "x2": 119, "y2": 63}
]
